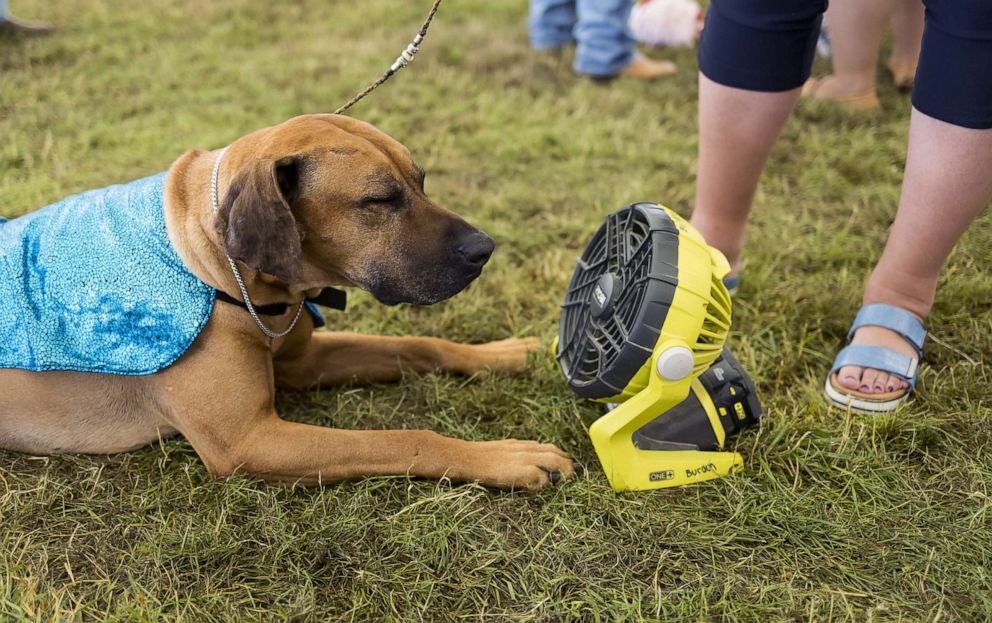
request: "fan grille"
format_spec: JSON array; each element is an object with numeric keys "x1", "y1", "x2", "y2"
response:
[{"x1": 557, "y1": 204, "x2": 679, "y2": 399}]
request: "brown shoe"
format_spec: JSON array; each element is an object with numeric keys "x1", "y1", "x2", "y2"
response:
[
  {"x1": 0, "y1": 15, "x2": 54, "y2": 36},
  {"x1": 619, "y1": 52, "x2": 678, "y2": 81}
]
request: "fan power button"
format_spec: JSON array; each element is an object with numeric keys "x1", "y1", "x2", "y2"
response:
[{"x1": 656, "y1": 346, "x2": 695, "y2": 381}]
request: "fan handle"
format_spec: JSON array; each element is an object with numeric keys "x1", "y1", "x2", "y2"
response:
[{"x1": 588, "y1": 340, "x2": 743, "y2": 491}]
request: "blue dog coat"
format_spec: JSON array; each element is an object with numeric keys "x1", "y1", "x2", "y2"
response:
[{"x1": 0, "y1": 173, "x2": 324, "y2": 376}]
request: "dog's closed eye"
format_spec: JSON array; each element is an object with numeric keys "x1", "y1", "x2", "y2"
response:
[
  {"x1": 360, "y1": 170, "x2": 406, "y2": 208},
  {"x1": 361, "y1": 185, "x2": 405, "y2": 209}
]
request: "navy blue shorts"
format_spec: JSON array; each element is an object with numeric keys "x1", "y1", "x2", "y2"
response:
[{"x1": 698, "y1": 0, "x2": 992, "y2": 129}]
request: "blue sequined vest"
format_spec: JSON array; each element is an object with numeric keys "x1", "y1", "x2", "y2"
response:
[{"x1": 0, "y1": 173, "x2": 322, "y2": 375}]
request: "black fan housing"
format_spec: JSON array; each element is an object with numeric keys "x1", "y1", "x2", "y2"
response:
[{"x1": 557, "y1": 203, "x2": 682, "y2": 399}]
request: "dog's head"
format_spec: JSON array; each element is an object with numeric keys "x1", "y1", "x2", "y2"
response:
[{"x1": 213, "y1": 114, "x2": 493, "y2": 305}]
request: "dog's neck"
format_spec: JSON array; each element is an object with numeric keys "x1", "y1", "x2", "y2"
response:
[{"x1": 164, "y1": 147, "x2": 307, "y2": 308}]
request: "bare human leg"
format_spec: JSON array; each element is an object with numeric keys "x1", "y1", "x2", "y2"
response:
[
  {"x1": 887, "y1": 0, "x2": 925, "y2": 88},
  {"x1": 690, "y1": 73, "x2": 802, "y2": 278},
  {"x1": 837, "y1": 108, "x2": 992, "y2": 393},
  {"x1": 803, "y1": 0, "x2": 894, "y2": 107}
]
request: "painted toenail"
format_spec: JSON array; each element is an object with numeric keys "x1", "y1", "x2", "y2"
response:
[
  {"x1": 874, "y1": 385, "x2": 883, "y2": 392},
  {"x1": 860, "y1": 385, "x2": 870, "y2": 392},
  {"x1": 887, "y1": 385, "x2": 894, "y2": 391}
]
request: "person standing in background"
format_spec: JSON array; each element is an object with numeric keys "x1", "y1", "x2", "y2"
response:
[
  {"x1": 690, "y1": 0, "x2": 992, "y2": 413},
  {"x1": 530, "y1": 0, "x2": 677, "y2": 81},
  {"x1": 0, "y1": 0, "x2": 52, "y2": 35},
  {"x1": 804, "y1": 0, "x2": 924, "y2": 110}
]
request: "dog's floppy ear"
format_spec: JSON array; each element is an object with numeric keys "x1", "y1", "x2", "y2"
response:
[{"x1": 219, "y1": 156, "x2": 303, "y2": 284}]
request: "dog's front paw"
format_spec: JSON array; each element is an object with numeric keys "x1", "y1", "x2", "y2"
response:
[
  {"x1": 468, "y1": 439, "x2": 577, "y2": 491},
  {"x1": 461, "y1": 337, "x2": 540, "y2": 375}
]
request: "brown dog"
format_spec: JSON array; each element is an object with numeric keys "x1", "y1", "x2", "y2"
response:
[{"x1": 0, "y1": 114, "x2": 575, "y2": 490}]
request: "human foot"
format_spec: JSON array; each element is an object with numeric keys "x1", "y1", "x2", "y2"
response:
[
  {"x1": 825, "y1": 304, "x2": 925, "y2": 414},
  {"x1": 886, "y1": 57, "x2": 917, "y2": 90},
  {"x1": 802, "y1": 75, "x2": 880, "y2": 110},
  {"x1": 721, "y1": 257, "x2": 742, "y2": 295},
  {"x1": 835, "y1": 323, "x2": 920, "y2": 393}
]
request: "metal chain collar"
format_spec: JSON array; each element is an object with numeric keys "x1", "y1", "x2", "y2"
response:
[{"x1": 211, "y1": 147, "x2": 304, "y2": 340}]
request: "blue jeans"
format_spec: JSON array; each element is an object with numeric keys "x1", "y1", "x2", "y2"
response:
[
  {"x1": 529, "y1": 0, "x2": 635, "y2": 77},
  {"x1": 0, "y1": 0, "x2": 8, "y2": 20}
]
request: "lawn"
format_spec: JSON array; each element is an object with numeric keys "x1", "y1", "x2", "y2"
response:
[{"x1": 2, "y1": 0, "x2": 991, "y2": 620}]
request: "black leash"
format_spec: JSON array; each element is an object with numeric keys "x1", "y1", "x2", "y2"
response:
[{"x1": 333, "y1": 0, "x2": 444, "y2": 115}]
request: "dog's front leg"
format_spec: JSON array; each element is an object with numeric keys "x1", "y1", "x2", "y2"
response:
[
  {"x1": 159, "y1": 319, "x2": 570, "y2": 489},
  {"x1": 182, "y1": 413, "x2": 575, "y2": 490},
  {"x1": 274, "y1": 331, "x2": 539, "y2": 390}
]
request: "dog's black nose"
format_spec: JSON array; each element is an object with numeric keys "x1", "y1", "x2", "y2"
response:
[{"x1": 457, "y1": 231, "x2": 495, "y2": 268}]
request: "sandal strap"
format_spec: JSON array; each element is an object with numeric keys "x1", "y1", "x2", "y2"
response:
[
  {"x1": 847, "y1": 303, "x2": 926, "y2": 355},
  {"x1": 830, "y1": 344, "x2": 919, "y2": 387},
  {"x1": 722, "y1": 274, "x2": 740, "y2": 292}
]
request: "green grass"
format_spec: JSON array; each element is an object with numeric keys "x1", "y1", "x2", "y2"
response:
[{"x1": 2, "y1": 1, "x2": 991, "y2": 620}]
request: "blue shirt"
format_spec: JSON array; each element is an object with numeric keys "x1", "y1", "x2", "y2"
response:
[{"x1": 0, "y1": 173, "x2": 322, "y2": 375}]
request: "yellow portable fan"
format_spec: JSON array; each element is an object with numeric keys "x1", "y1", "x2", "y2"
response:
[{"x1": 556, "y1": 202, "x2": 763, "y2": 491}]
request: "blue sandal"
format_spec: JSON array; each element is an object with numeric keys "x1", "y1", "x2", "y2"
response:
[
  {"x1": 824, "y1": 303, "x2": 926, "y2": 414},
  {"x1": 722, "y1": 274, "x2": 740, "y2": 297}
]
